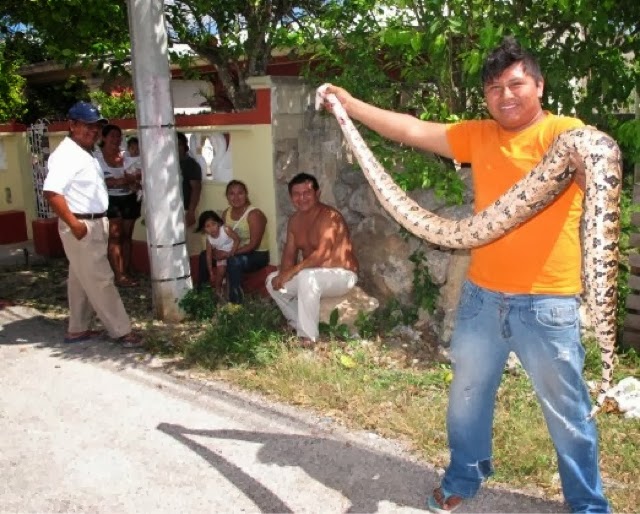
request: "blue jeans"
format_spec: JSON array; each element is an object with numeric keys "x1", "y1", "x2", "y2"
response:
[
  {"x1": 198, "y1": 250, "x2": 269, "y2": 303},
  {"x1": 441, "y1": 281, "x2": 609, "y2": 513}
]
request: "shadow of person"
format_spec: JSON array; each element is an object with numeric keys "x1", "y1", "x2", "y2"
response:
[
  {"x1": 157, "y1": 423, "x2": 431, "y2": 513},
  {"x1": 157, "y1": 424, "x2": 564, "y2": 513},
  {"x1": 0, "y1": 304, "x2": 148, "y2": 368}
]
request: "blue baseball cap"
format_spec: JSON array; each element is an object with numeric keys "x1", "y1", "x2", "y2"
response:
[{"x1": 67, "y1": 102, "x2": 108, "y2": 124}]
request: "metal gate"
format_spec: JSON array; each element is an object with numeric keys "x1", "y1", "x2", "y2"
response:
[{"x1": 26, "y1": 119, "x2": 53, "y2": 219}]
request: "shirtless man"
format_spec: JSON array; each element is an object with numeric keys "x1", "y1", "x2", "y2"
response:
[{"x1": 266, "y1": 172, "x2": 359, "y2": 347}]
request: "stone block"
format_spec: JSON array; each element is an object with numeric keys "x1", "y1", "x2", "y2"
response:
[{"x1": 319, "y1": 286, "x2": 379, "y2": 330}]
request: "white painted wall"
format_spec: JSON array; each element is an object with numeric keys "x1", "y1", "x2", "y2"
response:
[{"x1": 171, "y1": 80, "x2": 213, "y2": 114}]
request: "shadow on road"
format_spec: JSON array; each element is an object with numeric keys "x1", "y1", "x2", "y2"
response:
[
  {"x1": 157, "y1": 423, "x2": 564, "y2": 514},
  {"x1": 158, "y1": 422, "x2": 433, "y2": 513},
  {"x1": 0, "y1": 304, "x2": 154, "y2": 368}
]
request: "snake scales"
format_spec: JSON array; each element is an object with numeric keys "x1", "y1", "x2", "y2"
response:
[{"x1": 316, "y1": 84, "x2": 622, "y2": 418}]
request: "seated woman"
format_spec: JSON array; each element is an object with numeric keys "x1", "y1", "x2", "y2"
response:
[
  {"x1": 198, "y1": 180, "x2": 269, "y2": 303},
  {"x1": 96, "y1": 124, "x2": 141, "y2": 287}
]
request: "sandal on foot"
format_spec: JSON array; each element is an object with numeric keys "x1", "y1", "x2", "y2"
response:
[
  {"x1": 427, "y1": 487, "x2": 464, "y2": 514},
  {"x1": 297, "y1": 337, "x2": 315, "y2": 349},
  {"x1": 115, "y1": 332, "x2": 144, "y2": 349},
  {"x1": 115, "y1": 276, "x2": 139, "y2": 288},
  {"x1": 63, "y1": 330, "x2": 104, "y2": 344}
]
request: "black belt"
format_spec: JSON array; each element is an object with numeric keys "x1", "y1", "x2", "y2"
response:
[{"x1": 73, "y1": 212, "x2": 107, "y2": 220}]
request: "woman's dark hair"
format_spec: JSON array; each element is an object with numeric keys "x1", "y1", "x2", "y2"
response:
[
  {"x1": 101, "y1": 124, "x2": 122, "y2": 138},
  {"x1": 225, "y1": 179, "x2": 248, "y2": 196},
  {"x1": 481, "y1": 36, "x2": 543, "y2": 86},
  {"x1": 99, "y1": 124, "x2": 122, "y2": 147},
  {"x1": 194, "y1": 210, "x2": 224, "y2": 233},
  {"x1": 288, "y1": 172, "x2": 319, "y2": 194}
]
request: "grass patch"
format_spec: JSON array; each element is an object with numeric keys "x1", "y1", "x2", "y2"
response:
[{"x1": 2, "y1": 260, "x2": 638, "y2": 512}]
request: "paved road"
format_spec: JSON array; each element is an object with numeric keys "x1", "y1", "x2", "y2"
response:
[{"x1": 0, "y1": 304, "x2": 565, "y2": 513}]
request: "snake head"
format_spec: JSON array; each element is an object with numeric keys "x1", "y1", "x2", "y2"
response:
[{"x1": 315, "y1": 83, "x2": 331, "y2": 111}]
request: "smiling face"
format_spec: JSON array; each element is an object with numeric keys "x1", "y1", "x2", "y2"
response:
[
  {"x1": 484, "y1": 61, "x2": 544, "y2": 132},
  {"x1": 102, "y1": 127, "x2": 123, "y2": 151},
  {"x1": 290, "y1": 180, "x2": 320, "y2": 212},
  {"x1": 226, "y1": 183, "x2": 249, "y2": 209},
  {"x1": 70, "y1": 120, "x2": 103, "y2": 151}
]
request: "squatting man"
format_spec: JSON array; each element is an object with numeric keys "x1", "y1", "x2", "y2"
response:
[{"x1": 266, "y1": 172, "x2": 359, "y2": 348}]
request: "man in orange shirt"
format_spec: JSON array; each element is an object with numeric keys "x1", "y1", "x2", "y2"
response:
[{"x1": 323, "y1": 37, "x2": 609, "y2": 513}]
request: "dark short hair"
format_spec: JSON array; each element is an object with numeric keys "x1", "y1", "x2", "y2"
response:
[
  {"x1": 127, "y1": 136, "x2": 138, "y2": 147},
  {"x1": 481, "y1": 36, "x2": 543, "y2": 86},
  {"x1": 177, "y1": 131, "x2": 188, "y2": 149},
  {"x1": 288, "y1": 172, "x2": 319, "y2": 195},
  {"x1": 194, "y1": 210, "x2": 224, "y2": 233},
  {"x1": 225, "y1": 179, "x2": 248, "y2": 196}
]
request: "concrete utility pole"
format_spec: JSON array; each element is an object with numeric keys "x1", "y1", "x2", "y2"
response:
[{"x1": 126, "y1": 0, "x2": 191, "y2": 321}]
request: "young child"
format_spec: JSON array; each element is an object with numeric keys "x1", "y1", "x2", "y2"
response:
[
  {"x1": 124, "y1": 137, "x2": 143, "y2": 201},
  {"x1": 195, "y1": 210, "x2": 240, "y2": 299}
]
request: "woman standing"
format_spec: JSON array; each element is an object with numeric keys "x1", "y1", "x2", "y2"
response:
[
  {"x1": 97, "y1": 124, "x2": 141, "y2": 287},
  {"x1": 199, "y1": 180, "x2": 269, "y2": 303}
]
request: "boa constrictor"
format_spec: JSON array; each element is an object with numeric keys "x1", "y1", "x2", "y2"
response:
[{"x1": 316, "y1": 84, "x2": 622, "y2": 418}]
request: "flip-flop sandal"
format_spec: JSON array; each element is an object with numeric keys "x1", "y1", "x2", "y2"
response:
[
  {"x1": 115, "y1": 276, "x2": 139, "y2": 288},
  {"x1": 297, "y1": 337, "x2": 315, "y2": 349},
  {"x1": 63, "y1": 330, "x2": 104, "y2": 344},
  {"x1": 0, "y1": 300, "x2": 15, "y2": 310},
  {"x1": 427, "y1": 487, "x2": 464, "y2": 514},
  {"x1": 115, "y1": 332, "x2": 144, "y2": 349}
]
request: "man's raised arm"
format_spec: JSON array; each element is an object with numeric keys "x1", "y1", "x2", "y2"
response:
[{"x1": 322, "y1": 84, "x2": 454, "y2": 159}]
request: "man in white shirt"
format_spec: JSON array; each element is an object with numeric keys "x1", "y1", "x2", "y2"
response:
[{"x1": 43, "y1": 101, "x2": 142, "y2": 348}]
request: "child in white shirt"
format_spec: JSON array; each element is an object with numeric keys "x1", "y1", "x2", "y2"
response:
[{"x1": 195, "y1": 210, "x2": 240, "y2": 299}]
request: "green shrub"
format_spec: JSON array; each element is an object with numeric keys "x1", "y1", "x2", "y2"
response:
[
  {"x1": 89, "y1": 87, "x2": 136, "y2": 119},
  {"x1": 184, "y1": 297, "x2": 286, "y2": 368},
  {"x1": 179, "y1": 286, "x2": 218, "y2": 321},
  {"x1": 319, "y1": 308, "x2": 350, "y2": 340}
]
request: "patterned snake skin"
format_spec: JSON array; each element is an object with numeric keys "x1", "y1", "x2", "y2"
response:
[{"x1": 316, "y1": 84, "x2": 622, "y2": 417}]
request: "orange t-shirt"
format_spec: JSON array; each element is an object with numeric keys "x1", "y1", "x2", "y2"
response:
[{"x1": 446, "y1": 114, "x2": 584, "y2": 294}]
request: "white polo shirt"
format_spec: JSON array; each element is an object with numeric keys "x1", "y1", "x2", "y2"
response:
[{"x1": 44, "y1": 137, "x2": 109, "y2": 214}]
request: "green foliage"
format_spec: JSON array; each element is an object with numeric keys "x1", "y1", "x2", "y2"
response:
[
  {"x1": 304, "y1": 0, "x2": 639, "y2": 201},
  {"x1": 613, "y1": 119, "x2": 640, "y2": 165},
  {"x1": 184, "y1": 298, "x2": 285, "y2": 368},
  {"x1": 615, "y1": 175, "x2": 639, "y2": 333},
  {"x1": 409, "y1": 249, "x2": 440, "y2": 313},
  {"x1": 354, "y1": 298, "x2": 419, "y2": 338},
  {"x1": 354, "y1": 310, "x2": 377, "y2": 340},
  {"x1": 164, "y1": 1, "x2": 330, "y2": 109},
  {"x1": 23, "y1": 76, "x2": 89, "y2": 124},
  {"x1": 89, "y1": 87, "x2": 136, "y2": 119},
  {"x1": 178, "y1": 285, "x2": 218, "y2": 321},
  {"x1": 0, "y1": 44, "x2": 27, "y2": 122},
  {"x1": 319, "y1": 308, "x2": 350, "y2": 340},
  {"x1": 1, "y1": 0, "x2": 130, "y2": 70}
]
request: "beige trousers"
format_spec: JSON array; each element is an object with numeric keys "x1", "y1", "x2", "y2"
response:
[
  {"x1": 266, "y1": 268, "x2": 357, "y2": 341},
  {"x1": 58, "y1": 218, "x2": 131, "y2": 338}
]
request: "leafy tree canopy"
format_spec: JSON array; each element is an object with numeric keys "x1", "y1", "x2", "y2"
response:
[
  {"x1": 0, "y1": 43, "x2": 27, "y2": 123},
  {"x1": 3, "y1": 0, "x2": 638, "y2": 173},
  {"x1": 303, "y1": 0, "x2": 640, "y2": 202},
  {"x1": 2, "y1": 0, "x2": 331, "y2": 109}
]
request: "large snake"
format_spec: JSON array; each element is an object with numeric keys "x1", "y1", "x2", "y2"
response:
[{"x1": 316, "y1": 84, "x2": 622, "y2": 418}]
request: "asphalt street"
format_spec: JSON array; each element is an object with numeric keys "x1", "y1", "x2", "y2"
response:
[{"x1": 0, "y1": 303, "x2": 566, "y2": 513}]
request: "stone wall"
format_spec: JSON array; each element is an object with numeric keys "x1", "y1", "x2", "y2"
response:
[{"x1": 269, "y1": 77, "x2": 473, "y2": 344}]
